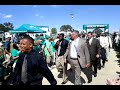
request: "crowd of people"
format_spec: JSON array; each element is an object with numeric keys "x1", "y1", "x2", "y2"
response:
[{"x1": 0, "y1": 30, "x2": 119, "y2": 85}]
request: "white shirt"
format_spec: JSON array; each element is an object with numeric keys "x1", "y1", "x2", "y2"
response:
[
  {"x1": 70, "y1": 37, "x2": 79, "y2": 58},
  {"x1": 99, "y1": 36, "x2": 106, "y2": 47},
  {"x1": 89, "y1": 37, "x2": 93, "y2": 45},
  {"x1": 115, "y1": 35, "x2": 119, "y2": 43},
  {"x1": 99, "y1": 36, "x2": 112, "y2": 48}
]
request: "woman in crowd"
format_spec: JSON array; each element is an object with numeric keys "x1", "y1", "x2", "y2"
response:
[{"x1": 11, "y1": 44, "x2": 20, "y2": 71}]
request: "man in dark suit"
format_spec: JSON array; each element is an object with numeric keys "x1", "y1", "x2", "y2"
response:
[
  {"x1": 86, "y1": 32, "x2": 101, "y2": 77},
  {"x1": 10, "y1": 35, "x2": 57, "y2": 85},
  {"x1": 54, "y1": 33, "x2": 69, "y2": 84}
]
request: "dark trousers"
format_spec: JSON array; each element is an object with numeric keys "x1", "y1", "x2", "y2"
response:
[
  {"x1": 100, "y1": 48, "x2": 106, "y2": 66},
  {"x1": 91, "y1": 60, "x2": 98, "y2": 74},
  {"x1": 0, "y1": 77, "x2": 5, "y2": 85},
  {"x1": 19, "y1": 81, "x2": 42, "y2": 85},
  {"x1": 97, "y1": 58, "x2": 101, "y2": 68}
]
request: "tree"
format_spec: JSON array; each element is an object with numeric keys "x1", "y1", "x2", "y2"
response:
[
  {"x1": 60, "y1": 25, "x2": 73, "y2": 32},
  {"x1": 0, "y1": 22, "x2": 14, "y2": 32},
  {"x1": 51, "y1": 28, "x2": 57, "y2": 34},
  {"x1": 0, "y1": 24, "x2": 6, "y2": 32},
  {"x1": 3, "y1": 22, "x2": 14, "y2": 31}
]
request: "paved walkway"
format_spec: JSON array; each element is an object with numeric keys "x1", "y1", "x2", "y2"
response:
[{"x1": 42, "y1": 49, "x2": 120, "y2": 85}]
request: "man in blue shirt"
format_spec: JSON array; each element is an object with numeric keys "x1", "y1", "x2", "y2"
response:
[{"x1": 4, "y1": 36, "x2": 11, "y2": 54}]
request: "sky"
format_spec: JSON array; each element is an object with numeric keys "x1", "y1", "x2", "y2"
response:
[{"x1": 0, "y1": 5, "x2": 120, "y2": 33}]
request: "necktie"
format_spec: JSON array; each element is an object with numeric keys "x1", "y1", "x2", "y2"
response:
[{"x1": 21, "y1": 55, "x2": 27, "y2": 84}]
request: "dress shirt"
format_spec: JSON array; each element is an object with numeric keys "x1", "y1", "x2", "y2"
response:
[
  {"x1": 89, "y1": 37, "x2": 93, "y2": 45},
  {"x1": 70, "y1": 37, "x2": 79, "y2": 58}
]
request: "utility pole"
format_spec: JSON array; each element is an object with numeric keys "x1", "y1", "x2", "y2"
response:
[{"x1": 70, "y1": 13, "x2": 74, "y2": 31}]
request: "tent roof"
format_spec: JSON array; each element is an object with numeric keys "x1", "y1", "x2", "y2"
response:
[{"x1": 9, "y1": 24, "x2": 46, "y2": 33}]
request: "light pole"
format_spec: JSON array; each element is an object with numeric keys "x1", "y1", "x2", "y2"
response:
[{"x1": 70, "y1": 13, "x2": 74, "y2": 31}]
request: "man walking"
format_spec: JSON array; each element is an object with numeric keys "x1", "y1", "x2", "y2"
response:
[
  {"x1": 54, "y1": 33, "x2": 69, "y2": 84},
  {"x1": 86, "y1": 32, "x2": 101, "y2": 77},
  {"x1": 64, "y1": 30, "x2": 91, "y2": 85},
  {"x1": 10, "y1": 35, "x2": 57, "y2": 85}
]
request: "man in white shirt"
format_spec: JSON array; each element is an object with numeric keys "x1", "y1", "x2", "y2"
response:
[
  {"x1": 114, "y1": 33, "x2": 119, "y2": 51},
  {"x1": 99, "y1": 33, "x2": 112, "y2": 61},
  {"x1": 64, "y1": 30, "x2": 91, "y2": 85}
]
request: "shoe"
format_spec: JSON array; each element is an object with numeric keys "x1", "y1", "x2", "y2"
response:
[
  {"x1": 94, "y1": 74, "x2": 97, "y2": 77},
  {"x1": 87, "y1": 78, "x2": 92, "y2": 83},
  {"x1": 61, "y1": 79, "x2": 68, "y2": 84},
  {"x1": 98, "y1": 67, "x2": 101, "y2": 70},
  {"x1": 102, "y1": 65, "x2": 105, "y2": 68},
  {"x1": 106, "y1": 60, "x2": 108, "y2": 62},
  {"x1": 68, "y1": 68, "x2": 72, "y2": 71}
]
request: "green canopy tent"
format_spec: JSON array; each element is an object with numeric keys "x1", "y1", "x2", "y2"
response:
[{"x1": 9, "y1": 24, "x2": 46, "y2": 33}]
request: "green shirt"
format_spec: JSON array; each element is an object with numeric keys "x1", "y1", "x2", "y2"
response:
[
  {"x1": 44, "y1": 40, "x2": 53, "y2": 56},
  {"x1": 33, "y1": 45, "x2": 42, "y2": 53},
  {"x1": 65, "y1": 37, "x2": 70, "y2": 42},
  {"x1": 50, "y1": 41, "x2": 55, "y2": 52},
  {"x1": 11, "y1": 49, "x2": 20, "y2": 63}
]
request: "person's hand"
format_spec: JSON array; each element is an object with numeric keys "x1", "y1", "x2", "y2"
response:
[
  {"x1": 64, "y1": 59, "x2": 67, "y2": 63},
  {"x1": 107, "y1": 78, "x2": 120, "y2": 85},
  {"x1": 2, "y1": 61, "x2": 7, "y2": 65},
  {"x1": 9, "y1": 83, "x2": 13, "y2": 85},
  {"x1": 86, "y1": 64, "x2": 90, "y2": 68},
  {"x1": 96, "y1": 54, "x2": 100, "y2": 58},
  {"x1": 56, "y1": 41, "x2": 60, "y2": 45}
]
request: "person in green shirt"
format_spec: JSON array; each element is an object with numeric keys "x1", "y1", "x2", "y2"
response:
[
  {"x1": 33, "y1": 40, "x2": 42, "y2": 53},
  {"x1": 44, "y1": 35, "x2": 53, "y2": 68},
  {"x1": 50, "y1": 38, "x2": 56, "y2": 67},
  {"x1": 34, "y1": 34, "x2": 40, "y2": 41},
  {"x1": 65, "y1": 37, "x2": 70, "y2": 42},
  {"x1": 11, "y1": 44, "x2": 20, "y2": 71}
]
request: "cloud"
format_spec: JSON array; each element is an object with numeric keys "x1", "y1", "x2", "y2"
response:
[
  {"x1": 19, "y1": 5, "x2": 28, "y2": 7},
  {"x1": 19, "y1": 5, "x2": 28, "y2": 6},
  {"x1": 33, "y1": 5, "x2": 38, "y2": 7},
  {"x1": 50, "y1": 5, "x2": 64, "y2": 8},
  {"x1": 50, "y1": 5, "x2": 57, "y2": 7},
  {"x1": 40, "y1": 16, "x2": 44, "y2": 18},
  {"x1": 0, "y1": 12, "x2": 13, "y2": 19},
  {"x1": 35, "y1": 14, "x2": 44, "y2": 18},
  {"x1": 3, "y1": 14, "x2": 13, "y2": 18},
  {"x1": 35, "y1": 14, "x2": 39, "y2": 16}
]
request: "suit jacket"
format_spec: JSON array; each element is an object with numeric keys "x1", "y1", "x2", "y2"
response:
[
  {"x1": 64, "y1": 38, "x2": 90, "y2": 68},
  {"x1": 54, "y1": 39, "x2": 69, "y2": 56},
  {"x1": 11, "y1": 50, "x2": 57, "y2": 85},
  {"x1": 86, "y1": 38, "x2": 101, "y2": 61}
]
